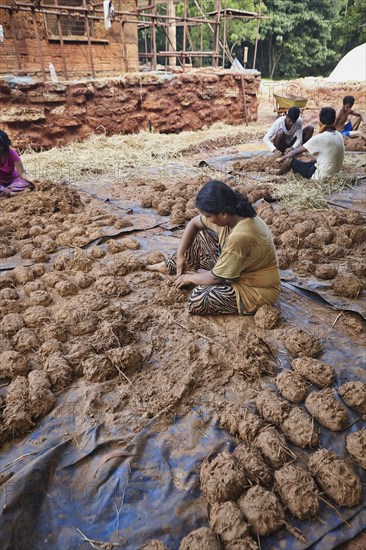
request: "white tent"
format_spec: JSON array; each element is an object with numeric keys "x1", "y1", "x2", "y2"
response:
[{"x1": 328, "y1": 43, "x2": 366, "y2": 82}]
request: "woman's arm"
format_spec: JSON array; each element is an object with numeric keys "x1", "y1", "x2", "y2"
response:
[
  {"x1": 15, "y1": 160, "x2": 34, "y2": 184},
  {"x1": 176, "y1": 215, "x2": 205, "y2": 275},
  {"x1": 175, "y1": 270, "x2": 222, "y2": 288}
]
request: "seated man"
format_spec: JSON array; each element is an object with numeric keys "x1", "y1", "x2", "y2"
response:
[
  {"x1": 335, "y1": 95, "x2": 365, "y2": 138},
  {"x1": 263, "y1": 107, "x2": 314, "y2": 156},
  {"x1": 276, "y1": 107, "x2": 344, "y2": 181}
]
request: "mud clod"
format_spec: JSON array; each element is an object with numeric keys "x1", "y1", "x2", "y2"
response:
[
  {"x1": 276, "y1": 371, "x2": 307, "y2": 403},
  {"x1": 237, "y1": 485, "x2": 285, "y2": 536},
  {"x1": 292, "y1": 357, "x2": 335, "y2": 388},
  {"x1": 0, "y1": 350, "x2": 30, "y2": 379},
  {"x1": 209, "y1": 501, "x2": 250, "y2": 544},
  {"x1": 28, "y1": 370, "x2": 56, "y2": 419},
  {"x1": 179, "y1": 527, "x2": 220, "y2": 550},
  {"x1": 233, "y1": 443, "x2": 273, "y2": 487},
  {"x1": 305, "y1": 389, "x2": 349, "y2": 431},
  {"x1": 346, "y1": 429, "x2": 366, "y2": 469},
  {"x1": 253, "y1": 305, "x2": 281, "y2": 329},
  {"x1": 283, "y1": 328, "x2": 322, "y2": 358},
  {"x1": 338, "y1": 381, "x2": 366, "y2": 414},
  {"x1": 200, "y1": 451, "x2": 247, "y2": 504},
  {"x1": 274, "y1": 463, "x2": 319, "y2": 519},
  {"x1": 254, "y1": 427, "x2": 293, "y2": 468}
]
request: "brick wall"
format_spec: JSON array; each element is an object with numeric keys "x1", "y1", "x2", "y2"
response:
[{"x1": 0, "y1": 69, "x2": 260, "y2": 149}]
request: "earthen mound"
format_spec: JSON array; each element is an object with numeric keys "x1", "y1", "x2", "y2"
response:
[
  {"x1": 23, "y1": 280, "x2": 46, "y2": 296},
  {"x1": 77, "y1": 292, "x2": 110, "y2": 312},
  {"x1": 219, "y1": 402, "x2": 264, "y2": 442},
  {"x1": 308, "y1": 449, "x2": 362, "y2": 507},
  {"x1": 3, "y1": 376, "x2": 34, "y2": 435},
  {"x1": 346, "y1": 429, "x2": 366, "y2": 469},
  {"x1": 179, "y1": 527, "x2": 220, "y2": 550},
  {"x1": 66, "y1": 342, "x2": 94, "y2": 376},
  {"x1": 314, "y1": 264, "x2": 338, "y2": 280},
  {"x1": 254, "y1": 305, "x2": 281, "y2": 329},
  {"x1": 0, "y1": 334, "x2": 12, "y2": 352},
  {"x1": 200, "y1": 451, "x2": 246, "y2": 504},
  {"x1": 73, "y1": 272, "x2": 95, "y2": 289},
  {"x1": 224, "y1": 538, "x2": 258, "y2": 550},
  {"x1": 82, "y1": 353, "x2": 116, "y2": 382},
  {"x1": 23, "y1": 306, "x2": 50, "y2": 327},
  {"x1": 55, "y1": 280, "x2": 79, "y2": 297},
  {"x1": 44, "y1": 353, "x2": 73, "y2": 390},
  {"x1": 40, "y1": 322, "x2": 68, "y2": 342},
  {"x1": 292, "y1": 357, "x2": 335, "y2": 387},
  {"x1": 283, "y1": 328, "x2": 322, "y2": 357},
  {"x1": 254, "y1": 427, "x2": 293, "y2": 468},
  {"x1": 274, "y1": 463, "x2": 319, "y2": 519},
  {"x1": 106, "y1": 345, "x2": 143, "y2": 371},
  {"x1": 276, "y1": 371, "x2": 307, "y2": 403},
  {"x1": 42, "y1": 271, "x2": 67, "y2": 288},
  {"x1": 29, "y1": 290, "x2": 53, "y2": 306},
  {"x1": 332, "y1": 273, "x2": 364, "y2": 298},
  {"x1": 0, "y1": 288, "x2": 19, "y2": 301},
  {"x1": 56, "y1": 307, "x2": 99, "y2": 336},
  {"x1": 305, "y1": 389, "x2": 349, "y2": 431},
  {"x1": 338, "y1": 381, "x2": 366, "y2": 414},
  {"x1": 235, "y1": 333, "x2": 274, "y2": 379},
  {"x1": 12, "y1": 328, "x2": 40, "y2": 353},
  {"x1": 28, "y1": 370, "x2": 56, "y2": 419},
  {"x1": 0, "y1": 313, "x2": 25, "y2": 336},
  {"x1": 95, "y1": 276, "x2": 131, "y2": 297},
  {"x1": 280, "y1": 407, "x2": 319, "y2": 448},
  {"x1": 256, "y1": 390, "x2": 291, "y2": 425},
  {"x1": 92, "y1": 320, "x2": 132, "y2": 352},
  {"x1": 13, "y1": 266, "x2": 35, "y2": 285},
  {"x1": 141, "y1": 541, "x2": 168, "y2": 550},
  {"x1": 87, "y1": 246, "x2": 106, "y2": 259},
  {"x1": 209, "y1": 501, "x2": 250, "y2": 544},
  {"x1": 0, "y1": 272, "x2": 15, "y2": 290},
  {"x1": 237, "y1": 485, "x2": 285, "y2": 536},
  {"x1": 67, "y1": 249, "x2": 93, "y2": 273},
  {"x1": 0, "y1": 350, "x2": 30, "y2": 379},
  {"x1": 233, "y1": 443, "x2": 273, "y2": 487},
  {"x1": 39, "y1": 339, "x2": 63, "y2": 359}
]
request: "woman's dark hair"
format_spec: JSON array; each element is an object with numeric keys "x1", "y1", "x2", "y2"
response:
[
  {"x1": 0, "y1": 130, "x2": 11, "y2": 153},
  {"x1": 319, "y1": 107, "x2": 336, "y2": 127},
  {"x1": 196, "y1": 180, "x2": 256, "y2": 218}
]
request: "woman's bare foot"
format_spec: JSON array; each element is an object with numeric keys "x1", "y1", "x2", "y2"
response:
[{"x1": 146, "y1": 261, "x2": 168, "y2": 274}]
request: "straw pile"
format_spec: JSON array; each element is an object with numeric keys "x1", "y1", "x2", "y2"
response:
[{"x1": 22, "y1": 123, "x2": 260, "y2": 186}]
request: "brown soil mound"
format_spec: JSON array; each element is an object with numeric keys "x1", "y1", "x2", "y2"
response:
[
  {"x1": 28, "y1": 370, "x2": 56, "y2": 419},
  {"x1": 55, "y1": 280, "x2": 79, "y2": 297},
  {"x1": 253, "y1": 305, "x2": 281, "y2": 329},
  {"x1": 0, "y1": 334, "x2": 12, "y2": 352},
  {"x1": 56, "y1": 307, "x2": 99, "y2": 336},
  {"x1": 95, "y1": 276, "x2": 131, "y2": 297},
  {"x1": 44, "y1": 353, "x2": 73, "y2": 390},
  {"x1": 106, "y1": 345, "x2": 143, "y2": 372},
  {"x1": 209, "y1": 501, "x2": 250, "y2": 544},
  {"x1": 233, "y1": 443, "x2": 273, "y2": 487},
  {"x1": 82, "y1": 353, "x2": 117, "y2": 382},
  {"x1": 346, "y1": 429, "x2": 366, "y2": 469},
  {"x1": 305, "y1": 389, "x2": 349, "y2": 431},
  {"x1": 254, "y1": 427, "x2": 293, "y2": 468},
  {"x1": 29, "y1": 290, "x2": 53, "y2": 306},
  {"x1": 0, "y1": 350, "x2": 30, "y2": 379},
  {"x1": 234, "y1": 333, "x2": 274, "y2": 379},
  {"x1": 40, "y1": 323, "x2": 68, "y2": 342},
  {"x1": 13, "y1": 266, "x2": 35, "y2": 285},
  {"x1": 274, "y1": 463, "x2": 319, "y2": 520},
  {"x1": 141, "y1": 541, "x2": 168, "y2": 550},
  {"x1": 237, "y1": 485, "x2": 285, "y2": 536},
  {"x1": 233, "y1": 154, "x2": 275, "y2": 174},
  {"x1": 66, "y1": 342, "x2": 94, "y2": 375},
  {"x1": 200, "y1": 451, "x2": 247, "y2": 504},
  {"x1": 1, "y1": 313, "x2": 25, "y2": 336},
  {"x1": 308, "y1": 449, "x2": 362, "y2": 507},
  {"x1": 332, "y1": 273, "x2": 364, "y2": 298},
  {"x1": 39, "y1": 339, "x2": 63, "y2": 359},
  {"x1": 0, "y1": 288, "x2": 19, "y2": 301},
  {"x1": 92, "y1": 320, "x2": 133, "y2": 353},
  {"x1": 283, "y1": 328, "x2": 322, "y2": 358},
  {"x1": 42, "y1": 271, "x2": 67, "y2": 288},
  {"x1": 23, "y1": 306, "x2": 50, "y2": 328},
  {"x1": 280, "y1": 407, "x2": 319, "y2": 448},
  {"x1": 338, "y1": 381, "x2": 366, "y2": 414},
  {"x1": 219, "y1": 402, "x2": 265, "y2": 442},
  {"x1": 0, "y1": 272, "x2": 15, "y2": 289},
  {"x1": 276, "y1": 371, "x2": 307, "y2": 403},
  {"x1": 179, "y1": 527, "x2": 220, "y2": 550},
  {"x1": 73, "y1": 272, "x2": 95, "y2": 289},
  {"x1": 24, "y1": 281, "x2": 46, "y2": 295},
  {"x1": 292, "y1": 357, "x2": 335, "y2": 388},
  {"x1": 256, "y1": 390, "x2": 291, "y2": 425},
  {"x1": 225, "y1": 538, "x2": 259, "y2": 550},
  {"x1": 322, "y1": 244, "x2": 345, "y2": 259},
  {"x1": 293, "y1": 220, "x2": 316, "y2": 237},
  {"x1": 13, "y1": 328, "x2": 40, "y2": 353},
  {"x1": 314, "y1": 264, "x2": 338, "y2": 280},
  {"x1": 67, "y1": 249, "x2": 93, "y2": 273},
  {"x1": 76, "y1": 292, "x2": 110, "y2": 312},
  {"x1": 87, "y1": 246, "x2": 106, "y2": 259},
  {"x1": 3, "y1": 376, "x2": 34, "y2": 435}
]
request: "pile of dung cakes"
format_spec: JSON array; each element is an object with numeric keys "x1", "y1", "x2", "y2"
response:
[{"x1": 189, "y1": 326, "x2": 365, "y2": 549}]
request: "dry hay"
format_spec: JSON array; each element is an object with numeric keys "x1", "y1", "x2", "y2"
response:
[
  {"x1": 280, "y1": 407, "x2": 319, "y2": 448},
  {"x1": 82, "y1": 353, "x2": 117, "y2": 382},
  {"x1": 283, "y1": 328, "x2": 322, "y2": 358},
  {"x1": 305, "y1": 389, "x2": 349, "y2": 431},
  {"x1": 44, "y1": 353, "x2": 73, "y2": 391},
  {"x1": 308, "y1": 449, "x2": 362, "y2": 507},
  {"x1": 141, "y1": 541, "x2": 168, "y2": 550},
  {"x1": 276, "y1": 371, "x2": 307, "y2": 403},
  {"x1": 22, "y1": 123, "x2": 259, "y2": 187},
  {"x1": 179, "y1": 527, "x2": 220, "y2": 550},
  {"x1": 28, "y1": 370, "x2": 56, "y2": 419},
  {"x1": 346, "y1": 429, "x2": 366, "y2": 469},
  {"x1": 0, "y1": 313, "x2": 25, "y2": 336},
  {"x1": 3, "y1": 376, "x2": 34, "y2": 435},
  {"x1": 12, "y1": 328, "x2": 40, "y2": 353},
  {"x1": 256, "y1": 390, "x2": 291, "y2": 425},
  {"x1": 338, "y1": 381, "x2": 366, "y2": 414},
  {"x1": 274, "y1": 463, "x2": 319, "y2": 520},
  {"x1": 233, "y1": 443, "x2": 273, "y2": 488},
  {"x1": 200, "y1": 451, "x2": 247, "y2": 504},
  {"x1": 0, "y1": 350, "x2": 30, "y2": 379},
  {"x1": 291, "y1": 357, "x2": 335, "y2": 388},
  {"x1": 253, "y1": 305, "x2": 281, "y2": 329},
  {"x1": 235, "y1": 333, "x2": 275, "y2": 379},
  {"x1": 219, "y1": 402, "x2": 264, "y2": 442},
  {"x1": 209, "y1": 501, "x2": 250, "y2": 545},
  {"x1": 254, "y1": 427, "x2": 293, "y2": 468},
  {"x1": 237, "y1": 485, "x2": 285, "y2": 536},
  {"x1": 332, "y1": 273, "x2": 364, "y2": 298}
]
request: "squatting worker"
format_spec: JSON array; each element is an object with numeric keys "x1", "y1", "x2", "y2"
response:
[
  {"x1": 263, "y1": 106, "x2": 314, "y2": 157},
  {"x1": 147, "y1": 180, "x2": 280, "y2": 316},
  {"x1": 275, "y1": 107, "x2": 345, "y2": 180},
  {"x1": 0, "y1": 130, "x2": 35, "y2": 198},
  {"x1": 335, "y1": 95, "x2": 365, "y2": 139}
]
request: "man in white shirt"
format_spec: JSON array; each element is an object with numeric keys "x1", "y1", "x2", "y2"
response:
[
  {"x1": 263, "y1": 107, "x2": 314, "y2": 156},
  {"x1": 276, "y1": 107, "x2": 345, "y2": 180}
]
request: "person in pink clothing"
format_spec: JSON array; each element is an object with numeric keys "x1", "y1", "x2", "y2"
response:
[{"x1": 0, "y1": 130, "x2": 35, "y2": 198}]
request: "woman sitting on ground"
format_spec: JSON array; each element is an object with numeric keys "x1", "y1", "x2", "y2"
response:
[
  {"x1": 0, "y1": 130, "x2": 35, "y2": 198},
  {"x1": 147, "y1": 180, "x2": 281, "y2": 315}
]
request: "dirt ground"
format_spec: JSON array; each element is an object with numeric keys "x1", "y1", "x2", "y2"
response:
[{"x1": 0, "y1": 82, "x2": 365, "y2": 549}]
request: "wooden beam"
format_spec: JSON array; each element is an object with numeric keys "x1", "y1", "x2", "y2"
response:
[
  {"x1": 56, "y1": 12, "x2": 68, "y2": 79},
  {"x1": 9, "y1": 10, "x2": 22, "y2": 70},
  {"x1": 83, "y1": 0, "x2": 95, "y2": 78},
  {"x1": 31, "y1": 9, "x2": 46, "y2": 81}
]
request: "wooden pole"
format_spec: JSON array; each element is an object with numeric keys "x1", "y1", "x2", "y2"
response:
[
  {"x1": 222, "y1": 1, "x2": 227, "y2": 68},
  {"x1": 160, "y1": 23, "x2": 183, "y2": 68},
  {"x1": 240, "y1": 74, "x2": 248, "y2": 125},
  {"x1": 121, "y1": 19, "x2": 129, "y2": 72},
  {"x1": 9, "y1": 10, "x2": 22, "y2": 70},
  {"x1": 253, "y1": 0, "x2": 262, "y2": 70},
  {"x1": 151, "y1": 2, "x2": 157, "y2": 70},
  {"x1": 56, "y1": 13, "x2": 68, "y2": 79},
  {"x1": 182, "y1": 0, "x2": 187, "y2": 70},
  {"x1": 213, "y1": 0, "x2": 221, "y2": 68},
  {"x1": 166, "y1": 0, "x2": 176, "y2": 67},
  {"x1": 83, "y1": 0, "x2": 95, "y2": 78},
  {"x1": 31, "y1": 9, "x2": 46, "y2": 81},
  {"x1": 199, "y1": 0, "x2": 203, "y2": 67}
]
